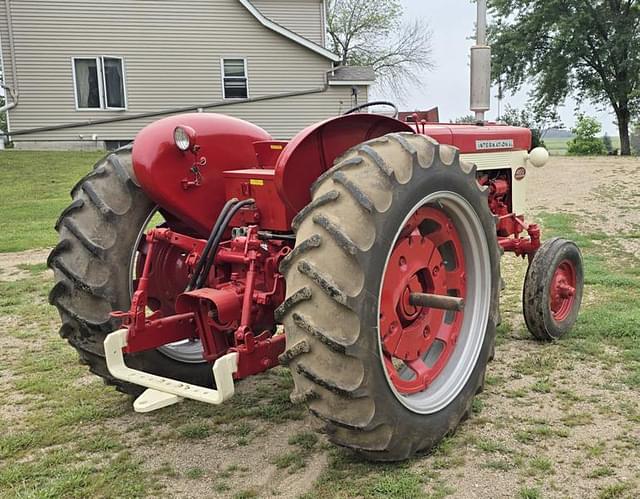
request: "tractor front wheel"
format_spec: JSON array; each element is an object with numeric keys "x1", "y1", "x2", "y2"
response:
[
  {"x1": 279, "y1": 133, "x2": 501, "y2": 461},
  {"x1": 523, "y1": 238, "x2": 584, "y2": 341}
]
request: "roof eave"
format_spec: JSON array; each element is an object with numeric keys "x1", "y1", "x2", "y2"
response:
[
  {"x1": 238, "y1": 0, "x2": 341, "y2": 62},
  {"x1": 328, "y1": 80, "x2": 376, "y2": 86}
]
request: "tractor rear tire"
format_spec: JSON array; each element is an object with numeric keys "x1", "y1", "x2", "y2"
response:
[
  {"x1": 523, "y1": 238, "x2": 584, "y2": 341},
  {"x1": 278, "y1": 132, "x2": 501, "y2": 461},
  {"x1": 48, "y1": 146, "x2": 213, "y2": 396}
]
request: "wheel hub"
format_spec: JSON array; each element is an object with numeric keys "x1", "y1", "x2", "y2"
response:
[
  {"x1": 549, "y1": 260, "x2": 577, "y2": 321},
  {"x1": 380, "y1": 207, "x2": 467, "y2": 395}
]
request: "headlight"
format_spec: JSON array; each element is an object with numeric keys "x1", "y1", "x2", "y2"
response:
[{"x1": 173, "y1": 126, "x2": 196, "y2": 152}]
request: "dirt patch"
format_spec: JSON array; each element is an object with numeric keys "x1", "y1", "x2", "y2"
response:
[
  {"x1": 134, "y1": 416, "x2": 328, "y2": 498},
  {"x1": 529, "y1": 156, "x2": 640, "y2": 236},
  {"x1": 432, "y1": 338, "x2": 640, "y2": 499},
  {"x1": 0, "y1": 248, "x2": 52, "y2": 281}
]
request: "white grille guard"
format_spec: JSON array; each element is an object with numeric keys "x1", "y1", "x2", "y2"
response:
[{"x1": 104, "y1": 329, "x2": 238, "y2": 413}]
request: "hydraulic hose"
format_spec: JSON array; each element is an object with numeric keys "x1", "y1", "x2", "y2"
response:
[
  {"x1": 186, "y1": 198, "x2": 239, "y2": 291},
  {"x1": 195, "y1": 198, "x2": 256, "y2": 290}
]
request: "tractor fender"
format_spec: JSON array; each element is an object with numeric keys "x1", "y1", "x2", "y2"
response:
[
  {"x1": 274, "y1": 113, "x2": 413, "y2": 213},
  {"x1": 132, "y1": 113, "x2": 272, "y2": 236}
]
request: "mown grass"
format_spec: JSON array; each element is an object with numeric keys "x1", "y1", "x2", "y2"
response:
[
  {"x1": 1, "y1": 153, "x2": 639, "y2": 497},
  {"x1": 536, "y1": 212, "x2": 640, "y2": 363},
  {"x1": 0, "y1": 262, "x2": 306, "y2": 496},
  {"x1": 0, "y1": 150, "x2": 104, "y2": 252},
  {"x1": 0, "y1": 268, "x2": 160, "y2": 497}
]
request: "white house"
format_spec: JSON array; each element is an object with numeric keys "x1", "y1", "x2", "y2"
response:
[{"x1": 0, "y1": 0, "x2": 374, "y2": 149}]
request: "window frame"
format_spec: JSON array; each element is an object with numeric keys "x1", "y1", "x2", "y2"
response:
[
  {"x1": 72, "y1": 56, "x2": 128, "y2": 111},
  {"x1": 220, "y1": 57, "x2": 249, "y2": 100},
  {"x1": 101, "y1": 55, "x2": 128, "y2": 111},
  {"x1": 72, "y1": 57, "x2": 104, "y2": 111}
]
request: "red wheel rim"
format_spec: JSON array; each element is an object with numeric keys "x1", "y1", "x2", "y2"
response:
[
  {"x1": 379, "y1": 206, "x2": 466, "y2": 395},
  {"x1": 549, "y1": 259, "x2": 577, "y2": 322}
]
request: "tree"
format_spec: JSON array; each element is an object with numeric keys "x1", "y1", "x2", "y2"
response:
[
  {"x1": 500, "y1": 105, "x2": 562, "y2": 149},
  {"x1": 452, "y1": 115, "x2": 478, "y2": 124},
  {"x1": 327, "y1": 0, "x2": 433, "y2": 96},
  {"x1": 631, "y1": 123, "x2": 640, "y2": 155},
  {"x1": 602, "y1": 133, "x2": 614, "y2": 154},
  {"x1": 489, "y1": 0, "x2": 640, "y2": 155},
  {"x1": 567, "y1": 115, "x2": 607, "y2": 156}
]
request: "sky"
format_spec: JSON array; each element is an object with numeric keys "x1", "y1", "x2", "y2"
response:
[{"x1": 371, "y1": 0, "x2": 619, "y2": 135}]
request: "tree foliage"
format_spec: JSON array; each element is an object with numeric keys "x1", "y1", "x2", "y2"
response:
[
  {"x1": 567, "y1": 115, "x2": 608, "y2": 156},
  {"x1": 327, "y1": 0, "x2": 433, "y2": 96},
  {"x1": 500, "y1": 105, "x2": 562, "y2": 149},
  {"x1": 489, "y1": 0, "x2": 640, "y2": 155},
  {"x1": 452, "y1": 115, "x2": 478, "y2": 124}
]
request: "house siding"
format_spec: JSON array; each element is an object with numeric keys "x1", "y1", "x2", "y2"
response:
[
  {"x1": 251, "y1": 0, "x2": 325, "y2": 45},
  {"x1": 0, "y1": 0, "x2": 365, "y2": 144}
]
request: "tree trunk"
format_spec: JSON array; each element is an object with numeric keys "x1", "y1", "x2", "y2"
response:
[{"x1": 616, "y1": 106, "x2": 631, "y2": 156}]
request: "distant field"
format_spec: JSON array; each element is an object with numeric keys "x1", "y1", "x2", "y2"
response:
[{"x1": 544, "y1": 136, "x2": 621, "y2": 156}]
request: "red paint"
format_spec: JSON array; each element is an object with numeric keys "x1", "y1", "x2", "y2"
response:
[
  {"x1": 379, "y1": 206, "x2": 466, "y2": 394},
  {"x1": 132, "y1": 113, "x2": 272, "y2": 236},
  {"x1": 254, "y1": 141, "x2": 288, "y2": 167},
  {"x1": 274, "y1": 113, "x2": 413, "y2": 213},
  {"x1": 233, "y1": 332, "x2": 286, "y2": 379},
  {"x1": 498, "y1": 222, "x2": 541, "y2": 258},
  {"x1": 118, "y1": 112, "x2": 546, "y2": 386},
  {"x1": 411, "y1": 123, "x2": 532, "y2": 153},
  {"x1": 133, "y1": 236, "x2": 193, "y2": 317},
  {"x1": 549, "y1": 260, "x2": 577, "y2": 322},
  {"x1": 223, "y1": 169, "x2": 294, "y2": 231},
  {"x1": 398, "y1": 107, "x2": 440, "y2": 123},
  {"x1": 115, "y1": 226, "x2": 289, "y2": 376}
]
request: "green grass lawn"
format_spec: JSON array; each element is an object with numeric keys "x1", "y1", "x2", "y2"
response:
[
  {"x1": 0, "y1": 150, "x2": 104, "y2": 252},
  {"x1": 1, "y1": 152, "x2": 639, "y2": 497}
]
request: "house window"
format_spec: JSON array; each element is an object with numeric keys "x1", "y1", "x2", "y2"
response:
[
  {"x1": 222, "y1": 58, "x2": 248, "y2": 99},
  {"x1": 73, "y1": 57, "x2": 126, "y2": 110}
]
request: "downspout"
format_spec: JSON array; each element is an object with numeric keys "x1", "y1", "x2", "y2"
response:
[
  {"x1": 0, "y1": 83, "x2": 17, "y2": 113},
  {"x1": 4, "y1": 0, "x2": 18, "y2": 93},
  {"x1": 1, "y1": 0, "x2": 19, "y2": 147}
]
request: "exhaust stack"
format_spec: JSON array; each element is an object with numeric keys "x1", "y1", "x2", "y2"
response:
[{"x1": 470, "y1": 0, "x2": 491, "y2": 121}]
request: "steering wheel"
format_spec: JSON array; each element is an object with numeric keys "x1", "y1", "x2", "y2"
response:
[{"x1": 344, "y1": 101, "x2": 399, "y2": 119}]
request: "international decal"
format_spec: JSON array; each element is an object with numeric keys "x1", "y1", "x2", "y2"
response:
[{"x1": 475, "y1": 139, "x2": 514, "y2": 150}]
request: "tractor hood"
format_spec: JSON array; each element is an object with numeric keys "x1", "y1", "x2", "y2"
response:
[{"x1": 412, "y1": 124, "x2": 532, "y2": 154}]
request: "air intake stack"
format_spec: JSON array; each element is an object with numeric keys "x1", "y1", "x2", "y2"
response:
[{"x1": 470, "y1": 0, "x2": 491, "y2": 121}]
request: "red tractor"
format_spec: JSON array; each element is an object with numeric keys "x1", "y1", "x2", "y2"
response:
[{"x1": 48, "y1": 4, "x2": 583, "y2": 462}]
